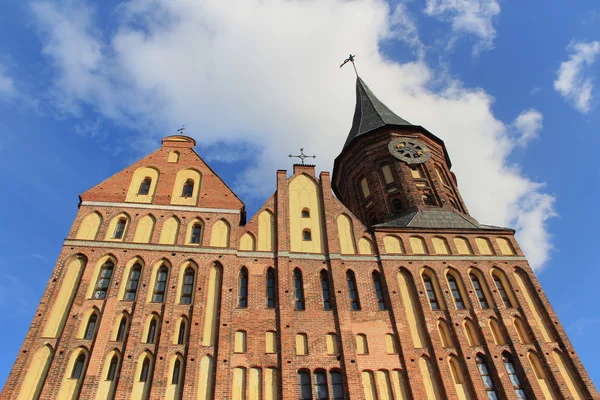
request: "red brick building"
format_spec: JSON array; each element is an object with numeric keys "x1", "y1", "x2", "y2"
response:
[{"x1": 2, "y1": 77, "x2": 598, "y2": 400}]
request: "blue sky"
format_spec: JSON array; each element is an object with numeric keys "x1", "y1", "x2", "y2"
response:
[{"x1": 0, "y1": 0, "x2": 599, "y2": 389}]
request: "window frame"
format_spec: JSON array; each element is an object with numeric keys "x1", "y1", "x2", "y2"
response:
[
  {"x1": 447, "y1": 273, "x2": 466, "y2": 310},
  {"x1": 94, "y1": 260, "x2": 115, "y2": 300},
  {"x1": 320, "y1": 270, "x2": 332, "y2": 310},
  {"x1": 346, "y1": 270, "x2": 361, "y2": 311},
  {"x1": 84, "y1": 313, "x2": 98, "y2": 340},
  {"x1": 294, "y1": 269, "x2": 305, "y2": 311},
  {"x1": 71, "y1": 353, "x2": 86, "y2": 380},
  {"x1": 113, "y1": 218, "x2": 127, "y2": 239},
  {"x1": 266, "y1": 268, "x2": 276, "y2": 309},
  {"x1": 182, "y1": 179, "x2": 194, "y2": 197},
  {"x1": 470, "y1": 273, "x2": 489, "y2": 309},
  {"x1": 238, "y1": 267, "x2": 248, "y2": 308},
  {"x1": 138, "y1": 177, "x2": 152, "y2": 195},
  {"x1": 423, "y1": 274, "x2": 440, "y2": 310},
  {"x1": 152, "y1": 266, "x2": 169, "y2": 303},
  {"x1": 180, "y1": 267, "x2": 195, "y2": 305},
  {"x1": 372, "y1": 271, "x2": 386, "y2": 310},
  {"x1": 124, "y1": 263, "x2": 142, "y2": 301}
]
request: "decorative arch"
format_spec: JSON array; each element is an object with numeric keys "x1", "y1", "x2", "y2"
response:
[
  {"x1": 432, "y1": 237, "x2": 450, "y2": 255},
  {"x1": 239, "y1": 232, "x2": 256, "y2": 251},
  {"x1": 419, "y1": 356, "x2": 444, "y2": 399},
  {"x1": 437, "y1": 319, "x2": 453, "y2": 348},
  {"x1": 463, "y1": 319, "x2": 480, "y2": 346},
  {"x1": 176, "y1": 260, "x2": 197, "y2": 305},
  {"x1": 409, "y1": 236, "x2": 427, "y2": 254},
  {"x1": 552, "y1": 349, "x2": 585, "y2": 399},
  {"x1": 336, "y1": 214, "x2": 357, "y2": 254},
  {"x1": 358, "y1": 237, "x2": 374, "y2": 255},
  {"x1": 447, "y1": 355, "x2": 470, "y2": 400},
  {"x1": 513, "y1": 316, "x2": 531, "y2": 344},
  {"x1": 185, "y1": 218, "x2": 204, "y2": 245},
  {"x1": 168, "y1": 150, "x2": 180, "y2": 163},
  {"x1": 143, "y1": 313, "x2": 160, "y2": 344},
  {"x1": 112, "y1": 311, "x2": 130, "y2": 342},
  {"x1": 202, "y1": 262, "x2": 223, "y2": 346},
  {"x1": 57, "y1": 347, "x2": 89, "y2": 399},
  {"x1": 77, "y1": 306, "x2": 100, "y2": 339},
  {"x1": 397, "y1": 268, "x2": 427, "y2": 348},
  {"x1": 171, "y1": 168, "x2": 202, "y2": 206},
  {"x1": 475, "y1": 237, "x2": 494, "y2": 255},
  {"x1": 146, "y1": 259, "x2": 171, "y2": 303},
  {"x1": 383, "y1": 235, "x2": 404, "y2": 254},
  {"x1": 513, "y1": 268, "x2": 554, "y2": 342},
  {"x1": 376, "y1": 370, "x2": 394, "y2": 400},
  {"x1": 197, "y1": 355, "x2": 214, "y2": 400},
  {"x1": 528, "y1": 351, "x2": 558, "y2": 400},
  {"x1": 104, "y1": 213, "x2": 130, "y2": 241},
  {"x1": 445, "y1": 268, "x2": 470, "y2": 310},
  {"x1": 421, "y1": 267, "x2": 446, "y2": 310},
  {"x1": 496, "y1": 237, "x2": 515, "y2": 255},
  {"x1": 296, "y1": 333, "x2": 308, "y2": 355},
  {"x1": 468, "y1": 267, "x2": 494, "y2": 309},
  {"x1": 174, "y1": 315, "x2": 189, "y2": 345},
  {"x1": 289, "y1": 173, "x2": 324, "y2": 253},
  {"x1": 453, "y1": 237, "x2": 472, "y2": 255},
  {"x1": 126, "y1": 166, "x2": 159, "y2": 203},
  {"x1": 385, "y1": 334, "x2": 398, "y2": 354},
  {"x1": 16, "y1": 344, "x2": 54, "y2": 400},
  {"x1": 210, "y1": 219, "x2": 230, "y2": 247},
  {"x1": 119, "y1": 257, "x2": 144, "y2": 300},
  {"x1": 97, "y1": 350, "x2": 121, "y2": 399},
  {"x1": 234, "y1": 330, "x2": 247, "y2": 353},
  {"x1": 131, "y1": 351, "x2": 154, "y2": 399},
  {"x1": 488, "y1": 317, "x2": 505, "y2": 345},
  {"x1": 361, "y1": 370, "x2": 377, "y2": 400},
  {"x1": 258, "y1": 209, "x2": 275, "y2": 251},
  {"x1": 490, "y1": 267, "x2": 517, "y2": 308},
  {"x1": 75, "y1": 212, "x2": 102, "y2": 240},
  {"x1": 166, "y1": 353, "x2": 184, "y2": 400},
  {"x1": 85, "y1": 254, "x2": 117, "y2": 299},
  {"x1": 356, "y1": 334, "x2": 368, "y2": 355},
  {"x1": 133, "y1": 214, "x2": 155, "y2": 243},
  {"x1": 159, "y1": 216, "x2": 180, "y2": 245}
]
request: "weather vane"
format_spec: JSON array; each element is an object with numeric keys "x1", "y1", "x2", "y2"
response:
[
  {"x1": 340, "y1": 54, "x2": 358, "y2": 76},
  {"x1": 289, "y1": 148, "x2": 316, "y2": 165},
  {"x1": 177, "y1": 125, "x2": 186, "y2": 134}
]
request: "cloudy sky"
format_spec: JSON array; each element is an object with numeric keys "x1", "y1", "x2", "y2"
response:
[{"x1": 1, "y1": 0, "x2": 599, "y2": 388}]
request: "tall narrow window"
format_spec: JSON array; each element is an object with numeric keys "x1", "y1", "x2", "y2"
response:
[
  {"x1": 331, "y1": 371, "x2": 344, "y2": 400},
  {"x1": 372, "y1": 271, "x2": 386, "y2": 310},
  {"x1": 180, "y1": 267, "x2": 195, "y2": 305},
  {"x1": 113, "y1": 219, "x2": 127, "y2": 239},
  {"x1": 302, "y1": 229, "x2": 312, "y2": 241},
  {"x1": 314, "y1": 370, "x2": 329, "y2": 400},
  {"x1": 172, "y1": 359, "x2": 181, "y2": 384},
  {"x1": 116, "y1": 315, "x2": 128, "y2": 342},
  {"x1": 423, "y1": 274, "x2": 440, "y2": 310},
  {"x1": 177, "y1": 320, "x2": 186, "y2": 345},
  {"x1": 266, "y1": 268, "x2": 276, "y2": 308},
  {"x1": 471, "y1": 273, "x2": 489, "y2": 309},
  {"x1": 301, "y1": 208, "x2": 310, "y2": 218},
  {"x1": 494, "y1": 275, "x2": 513, "y2": 308},
  {"x1": 320, "y1": 270, "x2": 331, "y2": 310},
  {"x1": 138, "y1": 178, "x2": 151, "y2": 195},
  {"x1": 447, "y1": 274, "x2": 465, "y2": 310},
  {"x1": 182, "y1": 179, "x2": 194, "y2": 197},
  {"x1": 84, "y1": 313, "x2": 98, "y2": 340},
  {"x1": 503, "y1": 354, "x2": 527, "y2": 399},
  {"x1": 239, "y1": 267, "x2": 248, "y2": 308},
  {"x1": 347, "y1": 270, "x2": 361, "y2": 311},
  {"x1": 140, "y1": 356, "x2": 150, "y2": 382},
  {"x1": 71, "y1": 354, "x2": 86, "y2": 379},
  {"x1": 107, "y1": 355, "x2": 119, "y2": 381},
  {"x1": 299, "y1": 370, "x2": 313, "y2": 400},
  {"x1": 147, "y1": 318, "x2": 158, "y2": 343},
  {"x1": 476, "y1": 355, "x2": 498, "y2": 400},
  {"x1": 152, "y1": 266, "x2": 168, "y2": 303},
  {"x1": 94, "y1": 260, "x2": 114, "y2": 299},
  {"x1": 294, "y1": 269, "x2": 305, "y2": 311},
  {"x1": 125, "y1": 263, "x2": 142, "y2": 301},
  {"x1": 190, "y1": 223, "x2": 202, "y2": 244}
]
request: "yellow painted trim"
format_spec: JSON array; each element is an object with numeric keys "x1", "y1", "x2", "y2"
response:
[
  {"x1": 185, "y1": 218, "x2": 204, "y2": 246},
  {"x1": 257, "y1": 210, "x2": 275, "y2": 251},
  {"x1": 172, "y1": 316, "x2": 188, "y2": 344},
  {"x1": 422, "y1": 268, "x2": 446, "y2": 310},
  {"x1": 249, "y1": 367, "x2": 262, "y2": 400},
  {"x1": 490, "y1": 268, "x2": 518, "y2": 308},
  {"x1": 209, "y1": 219, "x2": 230, "y2": 248},
  {"x1": 111, "y1": 312, "x2": 129, "y2": 341},
  {"x1": 496, "y1": 237, "x2": 515, "y2": 255},
  {"x1": 409, "y1": 236, "x2": 427, "y2": 254},
  {"x1": 265, "y1": 368, "x2": 277, "y2": 400},
  {"x1": 376, "y1": 370, "x2": 393, "y2": 400},
  {"x1": 197, "y1": 355, "x2": 214, "y2": 400},
  {"x1": 118, "y1": 257, "x2": 144, "y2": 300},
  {"x1": 133, "y1": 214, "x2": 155, "y2": 243},
  {"x1": 130, "y1": 351, "x2": 153, "y2": 400},
  {"x1": 165, "y1": 354, "x2": 184, "y2": 400},
  {"x1": 552, "y1": 349, "x2": 585, "y2": 399},
  {"x1": 125, "y1": 167, "x2": 159, "y2": 204},
  {"x1": 232, "y1": 367, "x2": 246, "y2": 400},
  {"x1": 159, "y1": 216, "x2": 180, "y2": 245},
  {"x1": 419, "y1": 356, "x2": 443, "y2": 400},
  {"x1": 170, "y1": 168, "x2": 202, "y2": 206},
  {"x1": 453, "y1": 237, "x2": 472, "y2": 255},
  {"x1": 432, "y1": 237, "x2": 450, "y2": 255},
  {"x1": 513, "y1": 316, "x2": 531, "y2": 344},
  {"x1": 76, "y1": 307, "x2": 99, "y2": 339},
  {"x1": 463, "y1": 319, "x2": 479, "y2": 346},
  {"x1": 528, "y1": 351, "x2": 558, "y2": 400},
  {"x1": 167, "y1": 151, "x2": 180, "y2": 163},
  {"x1": 475, "y1": 237, "x2": 493, "y2": 255},
  {"x1": 104, "y1": 214, "x2": 130, "y2": 242},
  {"x1": 336, "y1": 214, "x2": 357, "y2": 255},
  {"x1": 239, "y1": 232, "x2": 256, "y2": 251},
  {"x1": 514, "y1": 270, "x2": 553, "y2": 342},
  {"x1": 397, "y1": 270, "x2": 425, "y2": 348},
  {"x1": 382, "y1": 165, "x2": 394, "y2": 184},
  {"x1": 75, "y1": 212, "x2": 102, "y2": 240},
  {"x1": 17, "y1": 344, "x2": 53, "y2": 400},
  {"x1": 202, "y1": 263, "x2": 222, "y2": 346},
  {"x1": 358, "y1": 237, "x2": 374, "y2": 255},
  {"x1": 175, "y1": 260, "x2": 197, "y2": 304},
  {"x1": 360, "y1": 178, "x2": 371, "y2": 198},
  {"x1": 445, "y1": 269, "x2": 471, "y2": 310},
  {"x1": 356, "y1": 334, "x2": 368, "y2": 355},
  {"x1": 265, "y1": 331, "x2": 277, "y2": 353},
  {"x1": 467, "y1": 268, "x2": 495, "y2": 308},
  {"x1": 437, "y1": 320, "x2": 452, "y2": 348},
  {"x1": 234, "y1": 331, "x2": 247, "y2": 353},
  {"x1": 146, "y1": 260, "x2": 170, "y2": 303},
  {"x1": 489, "y1": 317, "x2": 504, "y2": 345},
  {"x1": 361, "y1": 371, "x2": 377, "y2": 400},
  {"x1": 326, "y1": 333, "x2": 339, "y2": 355},
  {"x1": 289, "y1": 174, "x2": 324, "y2": 253},
  {"x1": 383, "y1": 235, "x2": 403, "y2": 254},
  {"x1": 142, "y1": 313, "x2": 160, "y2": 344},
  {"x1": 95, "y1": 350, "x2": 120, "y2": 400},
  {"x1": 295, "y1": 333, "x2": 308, "y2": 355},
  {"x1": 57, "y1": 348, "x2": 88, "y2": 400},
  {"x1": 390, "y1": 370, "x2": 408, "y2": 400},
  {"x1": 448, "y1": 356, "x2": 470, "y2": 400}
]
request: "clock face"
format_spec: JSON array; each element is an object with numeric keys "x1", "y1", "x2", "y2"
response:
[{"x1": 388, "y1": 137, "x2": 431, "y2": 164}]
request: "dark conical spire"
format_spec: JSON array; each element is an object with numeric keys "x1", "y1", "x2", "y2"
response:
[{"x1": 343, "y1": 77, "x2": 412, "y2": 149}]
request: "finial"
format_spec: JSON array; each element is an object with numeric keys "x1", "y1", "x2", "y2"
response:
[
  {"x1": 340, "y1": 54, "x2": 358, "y2": 76},
  {"x1": 288, "y1": 148, "x2": 316, "y2": 165},
  {"x1": 176, "y1": 125, "x2": 186, "y2": 135}
]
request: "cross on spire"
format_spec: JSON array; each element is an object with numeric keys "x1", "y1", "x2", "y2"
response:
[
  {"x1": 288, "y1": 148, "x2": 316, "y2": 165},
  {"x1": 340, "y1": 54, "x2": 358, "y2": 76},
  {"x1": 177, "y1": 125, "x2": 186, "y2": 135}
]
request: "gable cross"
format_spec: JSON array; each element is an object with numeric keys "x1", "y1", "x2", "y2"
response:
[{"x1": 289, "y1": 148, "x2": 316, "y2": 165}]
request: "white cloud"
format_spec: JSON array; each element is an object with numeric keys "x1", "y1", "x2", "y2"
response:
[
  {"x1": 0, "y1": 64, "x2": 16, "y2": 97},
  {"x1": 554, "y1": 40, "x2": 600, "y2": 113},
  {"x1": 30, "y1": 0, "x2": 555, "y2": 270},
  {"x1": 512, "y1": 109, "x2": 543, "y2": 147},
  {"x1": 424, "y1": 0, "x2": 500, "y2": 53}
]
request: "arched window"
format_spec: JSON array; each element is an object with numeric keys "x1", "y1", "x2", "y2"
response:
[
  {"x1": 503, "y1": 353, "x2": 527, "y2": 399},
  {"x1": 422, "y1": 194, "x2": 434, "y2": 205},
  {"x1": 235, "y1": 331, "x2": 247, "y2": 353},
  {"x1": 152, "y1": 266, "x2": 169, "y2": 303},
  {"x1": 113, "y1": 218, "x2": 127, "y2": 239},
  {"x1": 177, "y1": 320, "x2": 186, "y2": 345},
  {"x1": 116, "y1": 315, "x2": 128, "y2": 342},
  {"x1": 140, "y1": 356, "x2": 151, "y2": 382},
  {"x1": 107, "y1": 355, "x2": 119, "y2": 381},
  {"x1": 514, "y1": 317, "x2": 530, "y2": 344},
  {"x1": 301, "y1": 208, "x2": 310, "y2": 218},
  {"x1": 125, "y1": 263, "x2": 142, "y2": 301},
  {"x1": 172, "y1": 359, "x2": 181, "y2": 384},
  {"x1": 319, "y1": 270, "x2": 331, "y2": 310},
  {"x1": 71, "y1": 353, "x2": 86, "y2": 379},
  {"x1": 180, "y1": 267, "x2": 195, "y2": 304},
  {"x1": 190, "y1": 223, "x2": 202, "y2": 244},
  {"x1": 147, "y1": 317, "x2": 158, "y2": 343},
  {"x1": 182, "y1": 179, "x2": 194, "y2": 197},
  {"x1": 266, "y1": 268, "x2": 276, "y2": 308},
  {"x1": 331, "y1": 371, "x2": 344, "y2": 400},
  {"x1": 464, "y1": 319, "x2": 479, "y2": 346},
  {"x1": 94, "y1": 260, "x2": 114, "y2": 299},
  {"x1": 490, "y1": 318, "x2": 505, "y2": 345},
  {"x1": 447, "y1": 273, "x2": 465, "y2": 310},
  {"x1": 423, "y1": 274, "x2": 440, "y2": 310},
  {"x1": 372, "y1": 271, "x2": 386, "y2": 310},
  {"x1": 238, "y1": 267, "x2": 248, "y2": 308},
  {"x1": 381, "y1": 165, "x2": 395, "y2": 184},
  {"x1": 493, "y1": 274, "x2": 513, "y2": 308},
  {"x1": 84, "y1": 313, "x2": 98, "y2": 340},
  {"x1": 138, "y1": 178, "x2": 152, "y2": 195},
  {"x1": 476, "y1": 355, "x2": 497, "y2": 398},
  {"x1": 356, "y1": 334, "x2": 369, "y2": 354},
  {"x1": 438, "y1": 319, "x2": 453, "y2": 348},
  {"x1": 470, "y1": 273, "x2": 489, "y2": 309},
  {"x1": 360, "y1": 178, "x2": 370, "y2": 198},
  {"x1": 298, "y1": 370, "x2": 312, "y2": 400},
  {"x1": 294, "y1": 269, "x2": 305, "y2": 310},
  {"x1": 314, "y1": 370, "x2": 329, "y2": 400},
  {"x1": 346, "y1": 270, "x2": 361, "y2": 311},
  {"x1": 302, "y1": 229, "x2": 312, "y2": 241}
]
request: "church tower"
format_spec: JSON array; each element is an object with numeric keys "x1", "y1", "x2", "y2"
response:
[{"x1": 2, "y1": 77, "x2": 598, "y2": 400}]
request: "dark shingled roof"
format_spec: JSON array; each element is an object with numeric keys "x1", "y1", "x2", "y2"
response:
[
  {"x1": 374, "y1": 209, "x2": 507, "y2": 230},
  {"x1": 343, "y1": 77, "x2": 413, "y2": 149}
]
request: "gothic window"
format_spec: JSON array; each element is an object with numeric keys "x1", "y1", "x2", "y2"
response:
[
  {"x1": 294, "y1": 269, "x2": 305, "y2": 310},
  {"x1": 172, "y1": 359, "x2": 181, "y2": 384},
  {"x1": 182, "y1": 179, "x2": 194, "y2": 197},
  {"x1": 238, "y1": 267, "x2": 248, "y2": 308},
  {"x1": 410, "y1": 165, "x2": 423, "y2": 179},
  {"x1": 266, "y1": 268, "x2": 276, "y2": 308},
  {"x1": 298, "y1": 370, "x2": 313, "y2": 400},
  {"x1": 71, "y1": 354, "x2": 86, "y2": 379},
  {"x1": 493, "y1": 274, "x2": 513, "y2": 308},
  {"x1": 476, "y1": 355, "x2": 498, "y2": 400},
  {"x1": 423, "y1": 274, "x2": 440, "y2": 310},
  {"x1": 140, "y1": 356, "x2": 151, "y2": 382},
  {"x1": 331, "y1": 371, "x2": 344, "y2": 400},
  {"x1": 116, "y1": 315, "x2": 128, "y2": 342},
  {"x1": 381, "y1": 165, "x2": 395, "y2": 184},
  {"x1": 147, "y1": 317, "x2": 158, "y2": 343},
  {"x1": 113, "y1": 218, "x2": 127, "y2": 239},
  {"x1": 177, "y1": 320, "x2": 186, "y2": 345},
  {"x1": 470, "y1": 273, "x2": 489, "y2": 309},
  {"x1": 180, "y1": 267, "x2": 195, "y2": 305},
  {"x1": 347, "y1": 270, "x2": 361, "y2": 311},
  {"x1": 152, "y1": 266, "x2": 169, "y2": 303},
  {"x1": 190, "y1": 223, "x2": 202, "y2": 244},
  {"x1": 138, "y1": 178, "x2": 151, "y2": 195},
  {"x1": 84, "y1": 313, "x2": 98, "y2": 340},
  {"x1": 314, "y1": 370, "x2": 329, "y2": 400},
  {"x1": 447, "y1": 273, "x2": 466, "y2": 310},
  {"x1": 372, "y1": 271, "x2": 386, "y2": 310},
  {"x1": 301, "y1": 208, "x2": 310, "y2": 218},
  {"x1": 503, "y1": 353, "x2": 527, "y2": 399},
  {"x1": 107, "y1": 355, "x2": 119, "y2": 381},
  {"x1": 320, "y1": 270, "x2": 331, "y2": 310},
  {"x1": 124, "y1": 263, "x2": 142, "y2": 301},
  {"x1": 360, "y1": 178, "x2": 370, "y2": 198},
  {"x1": 94, "y1": 260, "x2": 114, "y2": 299},
  {"x1": 302, "y1": 229, "x2": 312, "y2": 241}
]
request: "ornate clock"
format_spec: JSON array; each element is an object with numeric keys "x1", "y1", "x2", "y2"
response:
[{"x1": 388, "y1": 137, "x2": 431, "y2": 164}]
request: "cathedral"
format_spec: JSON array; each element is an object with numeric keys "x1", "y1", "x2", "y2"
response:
[{"x1": 2, "y1": 77, "x2": 598, "y2": 400}]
